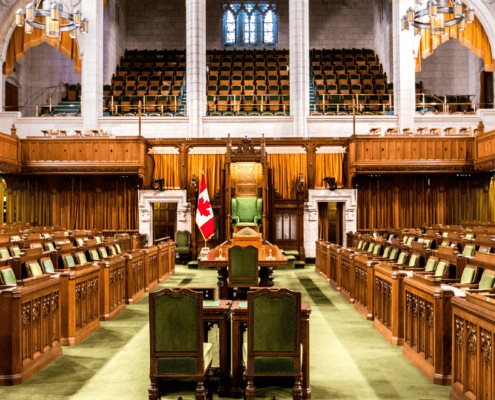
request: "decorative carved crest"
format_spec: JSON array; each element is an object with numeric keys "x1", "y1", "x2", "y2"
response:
[{"x1": 232, "y1": 136, "x2": 260, "y2": 156}]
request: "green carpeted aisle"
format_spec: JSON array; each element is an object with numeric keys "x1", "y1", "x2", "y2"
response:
[{"x1": 0, "y1": 265, "x2": 451, "y2": 399}]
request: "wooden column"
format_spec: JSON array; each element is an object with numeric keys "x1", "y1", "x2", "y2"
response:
[
  {"x1": 179, "y1": 143, "x2": 188, "y2": 190},
  {"x1": 393, "y1": 181, "x2": 400, "y2": 228},
  {"x1": 306, "y1": 143, "x2": 316, "y2": 191}
]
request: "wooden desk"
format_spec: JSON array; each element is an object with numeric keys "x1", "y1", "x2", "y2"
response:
[
  {"x1": 229, "y1": 300, "x2": 312, "y2": 399},
  {"x1": 451, "y1": 293, "x2": 495, "y2": 400},
  {"x1": 202, "y1": 300, "x2": 232, "y2": 397},
  {"x1": 200, "y1": 244, "x2": 287, "y2": 300}
]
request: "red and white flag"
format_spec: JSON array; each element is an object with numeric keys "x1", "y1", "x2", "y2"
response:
[{"x1": 196, "y1": 170, "x2": 215, "y2": 240}]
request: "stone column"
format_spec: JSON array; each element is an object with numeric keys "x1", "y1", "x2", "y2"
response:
[
  {"x1": 81, "y1": 0, "x2": 104, "y2": 131},
  {"x1": 393, "y1": 0, "x2": 415, "y2": 132},
  {"x1": 289, "y1": 0, "x2": 309, "y2": 137},
  {"x1": 0, "y1": 58, "x2": 4, "y2": 112},
  {"x1": 186, "y1": 0, "x2": 206, "y2": 138}
]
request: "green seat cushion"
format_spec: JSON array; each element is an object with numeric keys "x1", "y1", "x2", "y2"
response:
[
  {"x1": 406, "y1": 237, "x2": 414, "y2": 245},
  {"x1": 100, "y1": 248, "x2": 109, "y2": 258},
  {"x1": 425, "y1": 258, "x2": 438, "y2": 272},
  {"x1": 188, "y1": 261, "x2": 199, "y2": 269},
  {"x1": 479, "y1": 273, "x2": 495, "y2": 292},
  {"x1": 76, "y1": 238, "x2": 84, "y2": 246},
  {"x1": 176, "y1": 232, "x2": 190, "y2": 248},
  {"x1": 11, "y1": 236, "x2": 21, "y2": 241},
  {"x1": 115, "y1": 244, "x2": 122, "y2": 254},
  {"x1": 434, "y1": 261, "x2": 447, "y2": 277},
  {"x1": 156, "y1": 342, "x2": 212, "y2": 375},
  {"x1": 424, "y1": 240, "x2": 431, "y2": 247},
  {"x1": 382, "y1": 247, "x2": 391, "y2": 258},
  {"x1": 389, "y1": 248, "x2": 397, "y2": 260},
  {"x1": 237, "y1": 222, "x2": 258, "y2": 226},
  {"x1": 46, "y1": 243, "x2": 55, "y2": 252},
  {"x1": 462, "y1": 245, "x2": 475, "y2": 257},
  {"x1": 77, "y1": 253, "x2": 89, "y2": 264},
  {"x1": 89, "y1": 250, "x2": 99, "y2": 261},
  {"x1": 175, "y1": 246, "x2": 190, "y2": 252},
  {"x1": 64, "y1": 255, "x2": 75, "y2": 267},
  {"x1": 11, "y1": 247, "x2": 21, "y2": 257},
  {"x1": 408, "y1": 254, "x2": 418, "y2": 267},
  {"x1": 286, "y1": 255, "x2": 296, "y2": 261},
  {"x1": 280, "y1": 250, "x2": 286, "y2": 254},
  {"x1": 0, "y1": 249, "x2": 10, "y2": 259},
  {"x1": 109, "y1": 246, "x2": 117, "y2": 256},
  {"x1": 28, "y1": 262, "x2": 43, "y2": 276},
  {"x1": 357, "y1": 241, "x2": 363, "y2": 250},
  {"x1": 373, "y1": 246, "x2": 381, "y2": 255},
  {"x1": 1, "y1": 268, "x2": 16, "y2": 285},
  {"x1": 242, "y1": 343, "x2": 296, "y2": 373},
  {"x1": 95, "y1": 236, "x2": 102, "y2": 244},
  {"x1": 397, "y1": 252, "x2": 406, "y2": 264},
  {"x1": 460, "y1": 267, "x2": 476, "y2": 284},
  {"x1": 232, "y1": 197, "x2": 262, "y2": 225},
  {"x1": 231, "y1": 279, "x2": 257, "y2": 285},
  {"x1": 284, "y1": 250, "x2": 300, "y2": 257},
  {"x1": 42, "y1": 259, "x2": 55, "y2": 273},
  {"x1": 295, "y1": 261, "x2": 305, "y2": 269}
]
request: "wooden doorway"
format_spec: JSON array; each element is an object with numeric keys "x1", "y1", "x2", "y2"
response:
[
  {"x1": 480, "y1": 71, "x2": 494, "y2": 109},
  {"x1": 5, "y1": 82, "x2": 18, "y2": 112},
  {"x1": 318, "y1": 202, "x2": 343, "y2": 245},
  {"x1": 152, "y1": 202, "x2": 177, "y2": 244}
]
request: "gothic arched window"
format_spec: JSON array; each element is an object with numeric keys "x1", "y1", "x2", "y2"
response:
[{"x1": 222, "y1": 2, "x2": 278, "y2": 47}]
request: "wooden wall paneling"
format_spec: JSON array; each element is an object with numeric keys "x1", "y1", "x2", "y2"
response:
[
  {"x1": 98, "y1": 255, "x2": 126, "y2": 321},
  {"x1": 123, "y1": 250, "x2": 146, "y2": 304},
  {"x1": 340, "y1": 248, "x2": 356, "y2": 304},
  {"x1": 329, "y1": 243, "x2": 342, "y2": 291},
  {"x1": 143, "y1": 245, "x2": 159, "y2": 292}
]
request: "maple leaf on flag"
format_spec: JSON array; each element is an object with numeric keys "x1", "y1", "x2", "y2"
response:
[{"x1": 198, "y1": 197, "x2": 211, "y2": 218}]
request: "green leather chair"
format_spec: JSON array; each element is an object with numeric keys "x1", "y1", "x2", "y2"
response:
[
  {"x1": 175, "y1": 231, "x2": 191, "y2": 264},
  {"x1": 228, "y1": 245, "x2": 259, "y2": 288},
  {"x1": 244, "y1": 288, "x2": 303, "y2": 400},
  {"x1": 231, "y1": 197, "x2": 262, "y2": 230},
  {"x1": 148, "y1": 288, "x2": 213, "y2": 400},
  {"x1": 444, "y1": 266, "x2": 478, "y2": 289},
  {"x1": 462, "y1": 271, "x2": 495, "y2": 296},
  {"x1": 0, "y1": 267, "x2": 17, "y2": 285}
]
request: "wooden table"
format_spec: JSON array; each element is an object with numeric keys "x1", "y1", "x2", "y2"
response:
[
  {"x1": 199, "y1": 244, "x2": 287, "y2": 300},
  {"x1": 229, "y1": 300, "x2": 312, "y2": 399},
  {"x1": 202, "y1": 300, "x2": 232, "y2": 397}
]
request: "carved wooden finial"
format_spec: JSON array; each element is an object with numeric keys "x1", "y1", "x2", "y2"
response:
[
  {"x1": 477, "y1": 120, "x2": 485, "y2": 134},
  {"x1": 10, "y1": 124, "x2": 17, "y2": 137}
]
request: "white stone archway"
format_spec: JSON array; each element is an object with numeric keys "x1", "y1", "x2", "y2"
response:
[
  {"x1": 138, "y1": 190, "x2": 191, "y2": 244},
  {"x1": 304, "y1": 189, "x2": 357, "y2": 258}
]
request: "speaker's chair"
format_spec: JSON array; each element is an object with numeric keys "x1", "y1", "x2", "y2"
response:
[{"x1": 231, "y1": 197, "x2": 262, "y2": 230}]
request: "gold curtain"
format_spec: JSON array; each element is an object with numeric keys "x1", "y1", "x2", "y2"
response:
[
  {"x1": 267, "y1": 154, "x2": 307, "y2": 199},
  {"x1": 3, "y1": 18, "x2": 82, "y2": 76},
  {"x1": 315, "y1": 153, "x2": 344, "y2": 188},
  {"x1": 318, "y1": 202, "x2": 329, "y2": 241},
  {"x1": 153, "y1": 154, "x2": 180, "y2": 189},
  {"x1": 187, "y1": 154, "x2": 225, "y2": 198},
  {"x1": 416, "y1": 13, "x2": 495, "y2": 72}
]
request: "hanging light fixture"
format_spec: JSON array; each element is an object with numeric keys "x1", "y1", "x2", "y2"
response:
[
  {"x1": 15, "y1": 0, "x2": 88, "y2": 40},
  {"x1": 402, "y1": 0, "x2": 474, "y2": 39}
]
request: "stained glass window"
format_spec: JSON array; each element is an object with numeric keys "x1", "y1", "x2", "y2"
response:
[
  {"x1": 222, "y1": 2, "x2": 278, "y2": 47},
  {"x1": 226, "y1": 10, "x2": 236, "y2": 44}
]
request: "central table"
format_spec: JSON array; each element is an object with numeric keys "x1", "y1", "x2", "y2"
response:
[{"x1": 200, "y1": 242, "x2": 287, "y2": 300}]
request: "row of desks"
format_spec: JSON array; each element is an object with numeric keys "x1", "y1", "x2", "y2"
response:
[
  {"x1": 202, "y1": 299, "x2": 311, "y2": 399},
  {"x1": 0, "y1": 241, "x2": 175, "y2": 386},
  {"x1": 316, "y1": 239, "x2": 495, "y2": 400}
]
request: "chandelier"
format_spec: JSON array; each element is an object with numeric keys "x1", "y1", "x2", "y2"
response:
[
  {"x1": 401, "y1": 0, "x2": 474, "y2": 37},
  {"x1": 15, "y1": 0, "x2": 88, "y2": 40}
]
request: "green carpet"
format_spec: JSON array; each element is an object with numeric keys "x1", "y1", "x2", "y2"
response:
[{"x1": 0, "y1": 265, "x2": 451, "y2": 399}]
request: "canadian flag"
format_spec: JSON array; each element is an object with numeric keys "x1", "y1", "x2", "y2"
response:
[{"x1": 196, "y1": 171, "x2": 215, "y2": 240}]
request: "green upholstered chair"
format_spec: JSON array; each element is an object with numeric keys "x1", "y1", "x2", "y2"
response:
[
  {"x1": 394, "y1": 251, "x2": 408, "y2": 265},
  {"x1": 27, "y1": 261, "x2": 43, "y2": 277},
  {"x1": 357, "y1": 241, "x2": 363, "y2": 250},
  {"x1": 408, "y1": 256, "x2": 438, "y2": 273},
  {"x1": 40, "y1": 258, "x2": 55, "y2": 273},
  {"x1": 444, "y1": 266, "x2": 478, "y2": 289},
  {"x1": 388, "y1": 248, "x2": 398, "y2": 261},
  {"x1": 99, "y1": 247, "x2": 109, "y2": 259},
  {"x1": 406, "y1": 237, "x2": 414, "y2": 245},
  {"x1": 462, "y1": 245, "x2": 475, "y2": 257},
  {"x1": 231, "y1": 197, "x2": 262, "y2": 229},
  {"x1": 75, "y1": 238, "x2": 84, "y2": 246},
  {"x1": 46, "y1": 242, "x2": 55, "y2": 252},
  {"x1": 63, "y1": 254, "x2": 76, "y2": 268},
  {"x1": 76, "y1": 252, "x2": 89, "y2": 264},
  {"x1": 464, "y1": 271, "x2": 495, "y2": 296},
  {"x1": 10, "y1": 246, "x2": 21, "y2": 257},
  {"x1": 175, "y1": 230, "x2": 191, "y2": 264},
  {"x1": 115, "y1": 244, "x2": 122, "y2": 254},
  {"x1": 228, "y1": 245, "x2": 259, "y2": 288},
  {"x1": 89, "y1": 249, "x2": 100, "y2": 261},
  {"x1": 372, "y1": 244, "x2": 382, "y2": 256},
  {"x1": 479, "y1": 246, "x2": 491, "y2": 253},
  {"x1": 0, "y1": 267, "x2": 17, "y2": 285},
  {"x1": 0, "y1": 248, "x2": 11, "y2": 260},
  {"x1": 108, "y1": 246, "x2": 117, "y2": 256},
  {"x1": 148, "y1": 288, "x2": 213, "y2": 400},
  {"x1": 244, "y1": 288, "x2": 303, "y2": 400},
  {"x1": 367, "y1": 244, "x2": 375, "y2": 254}
]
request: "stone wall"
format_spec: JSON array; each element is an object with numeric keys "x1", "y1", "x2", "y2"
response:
[
  {"x1": 104, "y1": 0, "x2": 127, "y2": 84},
  {"x1": 373, "y1": 0, "x2": 392, "y2": 81}
]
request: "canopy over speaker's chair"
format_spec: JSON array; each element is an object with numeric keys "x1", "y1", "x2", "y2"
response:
[
  {"x1": 231, "y1": 197, "x2": 262, "y2": 230},
  {"x1": 175, "y1": 230, "x2": 191, "y2": 264},
  {"x1": 148, "y1": 288, "x2": 213, "y2": 400},
  {"x1": 244, "y1": 288, "x2": 303, "y2": 400}
]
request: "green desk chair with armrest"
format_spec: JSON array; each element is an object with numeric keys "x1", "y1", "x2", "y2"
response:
[
  {"x1": 244, "y1": 288, "x2": 303, "y2": 400},
  {"x1": 460, "y1": 271, "x2": 495, "y2": 296},
  {"x1": 442, "y1": 265, "x2": 478, "y2": 289},
  {"x1": 229, "y1": 246, "x2": 259, "y2": 299},
  {"x1": 0, "y1": 266, "x2": 17, "y2": 286},
  {"x1": 175, "y1": 231, "x2": 191, "y2": 264},
  {"x1": 148, "y1": 288, "x2": 213, "y2": 400}
]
